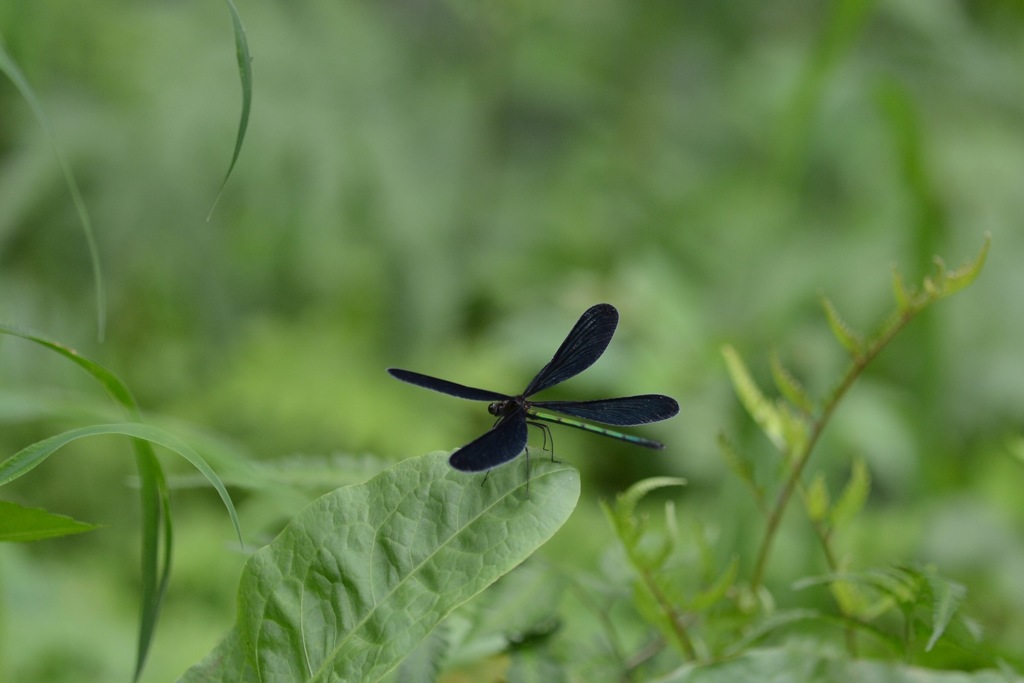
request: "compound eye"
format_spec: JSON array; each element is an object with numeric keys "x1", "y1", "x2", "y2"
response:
[{"x1": 487, "y1": 402, "x2": 500, "y2": 416}]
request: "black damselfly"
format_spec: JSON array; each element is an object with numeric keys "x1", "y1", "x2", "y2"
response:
[{"x1": 388, "y1": 303, "x2": 679, "y2": 475}]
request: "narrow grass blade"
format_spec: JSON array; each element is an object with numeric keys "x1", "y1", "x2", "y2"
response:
[
  {"x1": 207, "y1": 0, "x2": 253, "y2": 218},
  {"x1": 0, "y1": 38, "x2": 106, "y2": 338}
]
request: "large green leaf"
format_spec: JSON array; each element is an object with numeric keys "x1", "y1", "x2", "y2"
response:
[{"x1": 181, "y1": 451, "x2": 579, "y2": 682}]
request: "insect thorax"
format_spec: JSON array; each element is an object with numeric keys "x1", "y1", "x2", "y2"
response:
[{"x1": 488, "y1": 399, "x2": 518, "y2": 417}]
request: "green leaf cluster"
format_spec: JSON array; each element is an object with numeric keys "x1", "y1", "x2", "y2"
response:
[{"x1": 706, "y1": 238, "x2": 991, "y2": 660}]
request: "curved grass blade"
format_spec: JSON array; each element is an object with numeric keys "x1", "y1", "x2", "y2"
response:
[
  {"x1": 0, "y1": 422, "x2": 242, "y2": 547},
  {"x1": 180, "y1": 452, "x2": 579, "y2": 683},
  {"x1": 0, "y1": 324, "x2": 136, "y2": 408},
  {"x1": 0, "y1": 419, "x2": 240, "y2": 679},
  {"x1": 0, "y1": 37, "x2": 106, "y2": 339},
  {"x1": 207, "y1": 0, "x2": 253, "y2": 219}
]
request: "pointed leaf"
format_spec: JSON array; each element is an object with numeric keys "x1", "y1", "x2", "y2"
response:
[
  {"x1": 892, "y1": 266, "x2": 912, "y2": 311},
  {"x1": 617, "y1": 476, "x2": 688, "y2": 519},
  {"x1": 933, "y1": 232, "x2": 991, "y2": 299},
  {"x1": 922, "y1": 571, "x2": 967, "y2": 652},
  {"x1": 689, "y1": 557, "x2": 738, "y2": 612},
  {"x1": 0, "y1": 500, "x2": 102, "y2": 542},
  {"x1": 804, "y1": 472, "x2": 830, "y2": 523},
  {"x1": 820, "y1": 296, "x2": 864, "y2": 358},
  {"x1": 181, "y1": 452, "x2": 578, "y2": 683},
  {"x1": 716, "y1": 432, "x2": 762, "y2": 504},
  {"x1": 830, "y1": 457, "x2": 870, "y2": 529},
  {"x1": 770, "y1": 352, "x2": 815, "y2": 414},
  {"x1": 721, "y1": 345, "x2": 787, "y2": 451}
]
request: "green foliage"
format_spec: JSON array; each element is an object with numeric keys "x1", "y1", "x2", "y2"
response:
[
  {"x1": 180, "y1": 452, "x2": 579, "y2": 683},
  {"x1": 0, "y1": 499, "x2": 101, "y2": 541},
  {"x1": 574, "y1": 239, "x2": 997, "y2": 678},
  {"x1": 207, "y1": 0, "x2": 252, "y2": 218},
  {"x1": 0, "y1": 37, "x2": 105, "y2": 336},
  {"x1": 600, "y1": 477, "x2": 736, "y2": 663},
  {"x1": 709, "y1": 239, "x2": 988, "y2": 660},
  {"x1": 0, "y1": 325, "x2": 241, "y2": 682},
  {"x1": 3, "y1": 0, "x2": 1023, "y2": 680},
  {"x1": 0, "y1": 421, "x2": 241, "y2": 545},
  {"x1": 654, "y1": 646, "x2": 1014, "y2": 683},
  {"x1": 794, "y1": 564, "x2": 977, "y2": 657}
]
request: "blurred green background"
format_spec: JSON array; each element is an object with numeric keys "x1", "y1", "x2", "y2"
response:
[{"x1": 2, "y1": 0, "x2": 1023, "y2": 680}]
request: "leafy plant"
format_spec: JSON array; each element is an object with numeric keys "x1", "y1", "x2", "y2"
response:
[
  {"x1": 0, "y1": 325, "x2": 242, "y2": 682},
  {"x1": 1, "y1": 6, "x2": 252, "y2": 676},
  {"x1": 180, "y1": 451, "x2": 579, "y2": 682},
  {"x1": 586, "y1": 237, "x2": 998, "y2": 679}
]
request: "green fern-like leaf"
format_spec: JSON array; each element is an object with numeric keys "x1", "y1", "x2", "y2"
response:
[
  {"x1": 770, "y1": 352, "x2": 815, "y2": 415},
  {"x1": 716, "y1": 432, "x2": 760, "y2": 503},
  {"x1": 821, "y1": 296, "x2": 865, "y2": 358},
  {"x1": 830, "y1": 458, "x2": 870, "y2": 529},
  {"x1": 722, "y1": 345, "x2": 788, "y2": 451},
  {"x1": 617, "y1": 477, "x2": 689, "y2": 519},
  {"x1": 804, "y1": 472, "x2": 830, "y2": 523}
]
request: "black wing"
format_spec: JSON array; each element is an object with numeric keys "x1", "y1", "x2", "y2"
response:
[
  {"x1": 522, "y1": 303, "x2": 619, "y2": 397},
  {"x1": 531, "y1": 394, "x2": 679, "y2": 426},
  {"x1": 448, "y1": 410, "x2": 529, "y2": 472},
  {"x1": 388, "y1": 368, "x2": 509, "y2": 402}
]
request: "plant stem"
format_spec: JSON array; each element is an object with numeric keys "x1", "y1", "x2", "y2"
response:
[
  {"x1": 750, "y1": 307, "x2": 917, "y2": 592},
  {"x1": 799, "y1": 480, "x2": 859, "y2": 656},
  {"x1": 637, "y1": 563, "x2": 698, "y2": 660}
]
